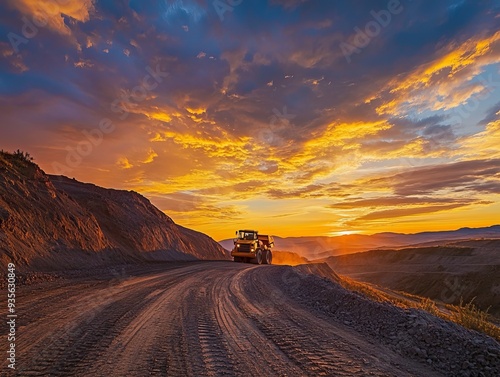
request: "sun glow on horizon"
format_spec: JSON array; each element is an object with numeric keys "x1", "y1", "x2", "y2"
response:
[{"x1": 327, "y1": 230, "x2": 363, "y2": 237}]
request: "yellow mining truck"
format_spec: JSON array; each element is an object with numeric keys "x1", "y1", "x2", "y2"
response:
[{"x1": 231, "y1": 230, "x2": 274, "y2": 264}]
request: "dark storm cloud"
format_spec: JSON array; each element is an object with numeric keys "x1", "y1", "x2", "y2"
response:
[
  {"x1": 266, "y1": 182, "x2": 352, "y2": 199},
  {"x1": 353, "y1": 203, "x2": 474, "y2": 221},
  {"x1": 364, "y1": 158, "x2": 500, "y2": 196},
  {"x1": 328, "y1": 196, "x2": 470, "y2": 209},
  {"x1": 480, "y1": 100, "x2": 500, "y2": 125}
]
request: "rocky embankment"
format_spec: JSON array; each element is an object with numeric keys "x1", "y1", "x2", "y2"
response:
[
  {"x1": 0, "y1": 152, "x2": 228, "y2": 271},
  {"x1": 278, "y1": 264, "x2": 500, "y2": 376}
]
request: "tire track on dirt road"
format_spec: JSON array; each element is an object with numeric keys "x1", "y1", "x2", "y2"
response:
[{"x1": 3, "y1": 261, "x2": 498, "y2": 376}]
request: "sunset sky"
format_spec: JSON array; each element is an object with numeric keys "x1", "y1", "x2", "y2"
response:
[{"x1": 1, "y1": 0, "x2": 500, "y2": 240}]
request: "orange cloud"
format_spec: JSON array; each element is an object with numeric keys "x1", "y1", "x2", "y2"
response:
[
  {"x1": 7, "y1": 0, "x2": 95, "y2": 36},
  {"x1": 148, "y1": 112, "x2": 172, "y2": 123},
  {"x1": 459, "y1": 116, "x2": 500, "y2": 159},
  {"x1": 186, "y1": 107, "x2": 206, "y2": 115},
  {"x1": 117, "y1": 157, "x2": 133, "y2": 169},
  {"x1": 370, "y1": 31, "x2": 500, "y2": 115},
  {"x1": 142, "y1": 148, "x2": 158, "y2": 164},
  {"x1": 353, "y1": 203, "x2": 472, "y2": 221}
]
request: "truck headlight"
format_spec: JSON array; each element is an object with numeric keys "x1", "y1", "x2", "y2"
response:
[
  {"x1": 237, "y1": 244, "x2": 240, "y2": 248},
  {"x1": 251, "y1": 247, "x2": 254, "y2": 251}
]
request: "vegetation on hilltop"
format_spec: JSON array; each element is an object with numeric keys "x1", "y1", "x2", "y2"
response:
[{"x1": 1, "y1": 149, "x2": 35, "y2": 163}]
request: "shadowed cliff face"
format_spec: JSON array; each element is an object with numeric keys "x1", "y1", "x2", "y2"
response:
[{"x1": 0, "y1": 152, "x2": 229, "y2": 271}]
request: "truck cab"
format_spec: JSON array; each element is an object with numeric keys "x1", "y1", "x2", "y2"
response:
[{"x1": 231, "y1": 230, "x2": 273, "y2": 264}]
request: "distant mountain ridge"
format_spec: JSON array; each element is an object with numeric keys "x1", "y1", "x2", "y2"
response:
[
  {"x1": 219, "y1": 225, "x2": 500, "y2": 260},
  {"x1": 0, "y1": 152, "x2": 229, "y2": 271}
]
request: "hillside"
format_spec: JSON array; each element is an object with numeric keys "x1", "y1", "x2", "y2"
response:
[
  {"x1": 322, "y1": 239, "x2": 500, "y2": 318},
  {"x1": 0, "y1": 151, "x2": 229, "y2": 271}
]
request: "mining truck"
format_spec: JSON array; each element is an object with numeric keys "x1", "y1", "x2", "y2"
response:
[{"x1": 231, "y1": 230, "x2": 274, "y2": 264}]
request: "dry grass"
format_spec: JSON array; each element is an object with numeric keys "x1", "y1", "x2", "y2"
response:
[
  {"x1": 0, "y1": 151, "x2": 12, "y2": 168},
  {"x1": 0, "y1": 150, "x2": 38, "y2": 179},
  {"x1": 338, "y1": 276, "x2": 409, "y2": 308},
  {"x1": 2, "y1": 149, "x2": 28, "y2": 159},
  {"x1": 418, "y1": 297, "x2": 440, "y2": 316},
  {"x1": 448, "y1": 298, "x2": 500, "y2": 340},
  {"x1": 338, "y1": 275, "x2": 500, "y2": 341}
]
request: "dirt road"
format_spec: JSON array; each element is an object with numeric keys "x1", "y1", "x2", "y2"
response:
[{"x1": 2, "y1": 262, "x2": 498, "y2": 376}]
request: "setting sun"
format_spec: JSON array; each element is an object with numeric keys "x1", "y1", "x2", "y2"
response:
[{"x1": 328, "y1": 230, "x2": 363, "y2": 237}]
